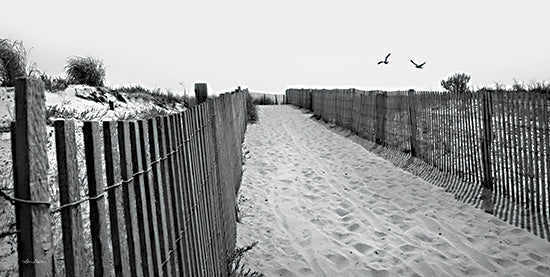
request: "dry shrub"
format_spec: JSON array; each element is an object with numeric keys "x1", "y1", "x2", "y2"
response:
[
  {"x1": 65, "y1": 55, "x2": 105, "y2": 87},
  {"x1": 0, "y1": 38, "x2": 28, "y2": 87},
  {"x1": 229, "y1": 242, "x2": 264, "y2": 277},
  {"x1": 39, "y1": 72, "x2": 68, "y2": 92},
  {"x1": 246, "y1": 93, "x2": 258, "y2": 124}
]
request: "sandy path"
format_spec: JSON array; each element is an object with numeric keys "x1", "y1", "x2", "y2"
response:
[{"x1": 237, "y1": 105, "x2": 550, "y2": 276}]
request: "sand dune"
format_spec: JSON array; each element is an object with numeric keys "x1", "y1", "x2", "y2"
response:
[{"x1": 236, "y1": 105, "x2": 550, "y2": 276}]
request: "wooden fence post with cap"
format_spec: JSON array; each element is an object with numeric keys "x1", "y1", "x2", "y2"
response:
[
  {"x1": 195, "y1": 83, "x2": 208, "y2": 105},
  {"x1": 12, "y1": 77, "x2": 54, "y2": 276}
]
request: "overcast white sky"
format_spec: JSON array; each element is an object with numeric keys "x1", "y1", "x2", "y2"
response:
[{"x1": 2, "y1": 0, "x2": 550, "y2": 95}]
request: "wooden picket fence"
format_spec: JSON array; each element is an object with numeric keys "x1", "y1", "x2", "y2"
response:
[
  {"x1": 11, "y1": 77, "x2": 246, "y2": 276},
  {"x1": 287, "y1": 88, "x2": 550, "y2": 241}
]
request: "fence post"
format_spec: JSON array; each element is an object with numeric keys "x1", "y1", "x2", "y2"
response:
[
  {"x1": 480, "y1": 89, "x2": 494, "y2": 214},
  {"x1": 54, "y1": 120, "x2": 86, "y2": 276},
  {"x1": 408, "y1": 89, "x2": 418, "y2": 156},
  {"x1": 195, "y1": 83, "x2": 208, "y2": 105},
  {"x1": 375, "y1": 91, "x2": 387, "y2": 146},
  {"x1": 12, "y1": 77, "x2": 53, "y2": 276}
]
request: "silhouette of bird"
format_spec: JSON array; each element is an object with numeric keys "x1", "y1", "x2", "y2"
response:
[
  {"x1": 410, "y1": 60, "x2": 426, "y2": 69},
  {"x1": 377, "y1": 53, "x2": 391, "y2": 65}
]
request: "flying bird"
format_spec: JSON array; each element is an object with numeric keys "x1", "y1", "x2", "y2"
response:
[
  {"x1": 377, "y1": 53, "x2": 391, "y2": 65},
  {"x1": 410, "y1": 60, "x2": 426, "y2": 69}
]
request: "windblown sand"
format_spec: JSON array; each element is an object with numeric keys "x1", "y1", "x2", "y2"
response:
[{"x1": 236, "y1": 105, "x2": 550, "y2": 276}]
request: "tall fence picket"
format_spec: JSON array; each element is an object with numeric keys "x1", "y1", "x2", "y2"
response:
[
  {"x1": 147, "y1": 118, "x2": 172, "y2": 275},
  {"x1": 117, "y1": 121, "x2": 144, "y2": 276},
  {"x1": 54, "y1": 120, "x2": 86, "y2": 276},
  {"x1": 163, "y1": 115, "x2": 184, "y2": 276},
  {"x1": 12, "y1": 78, "x2": 53, "y2": 276},
  {"x1": 83, "y1": 121, "x2": 114, "y2": 277},
  {"x1": 137, "y1": 120, "x2": 163, "y2": 276},
  {"x1": 129, "y1": 121, "x2": 154, "y2": 275},
  {"x1": 103, "y1": 121, "x2": 131, "y2": 277}
]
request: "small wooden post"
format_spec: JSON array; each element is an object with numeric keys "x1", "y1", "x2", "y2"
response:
[
  {"x1": 480, "y1": 89, "x2": 494, "y2": 214},
  {"x1": 55, "y1": 120, "x2": 86, "y2": 276},
  {"x1": 109, "y1": 101, "x2": 115, "y2": 110},
  {"x1": 12, "y1": 77, "x2": 53, "y2": 276},
  {"x1": 408, "y1": 89, "x2": 418, "y2": 157},
  {"x1": 195, "y1": 83, "x2": 208, "y2": 105}
]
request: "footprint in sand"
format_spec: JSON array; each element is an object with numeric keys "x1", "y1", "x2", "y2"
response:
[
  {"x1": 535, "y1": 265, "x2": 550, "y2": 275},
  {"x1": 274, "y1": 268, "x2": 294, "y2": 277},
  {"x1": 353, "y1": 243, "x2": 373, "y2": 254},
  {"x1": 399, "y1": 244, "x2": 419, "y2": 253},
  {"x1": 310, "y1": 218, "x2": 332, "y2": 227},
  {"x1": 492, "y1": 257, "x2": 515, "y2": 268},
  {"x1": 347, "y1": 223, "x2": 361, "y2": 232},
  {"x1": 527, "y1": 252, "x2": 544, "y2": 262},
  {"x1": 338, "y1": 199, "x2": 354, "y2": 209},
  {"x1": 519, "y1": 259, "x2": 537, "y2": 267},
  {"x1": 412, "y1": 231, "x2": 434, "y2": 243},
  {"x1": 334, "y1": 207, "x2": 350, "y2": 217},
  {"x1": 312, "y1": 176, "x2": 324, "y2": 182},
  {"x1": 299, "y1": 236, "x2": 311, "y2": 247},
  {"x1": 388, "y1": 213, "x2": 405, "y2": 223},
  {"x1": 325, "y1": 253, "x2": 349, "y2": 268},
  {"x1": 298, "y1": 267, "x2": 314, "y2": 275},
  {"x1": 348, "y1": 180, "x2": 361, "y2": 190},
  {"x1": 303, "y1": 194, "x2": 318, "y2": 201},
  {"x1": 372, "y1": 207, "x2": 387, "y2": 216},
  {"x1": 341, "y1": 215, "x2": 354, "y2": 222}
]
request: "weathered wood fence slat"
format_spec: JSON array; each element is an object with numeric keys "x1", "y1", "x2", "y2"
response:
[
  {"x1": 287, "y1": 88, "x2": 550, "y2": 242},
  {"x1": 11, "y1": 77, "x2": 53, "y2": 276},
  {"x1": 11, "y1": 78, "x2": 247, "y2": 276}
]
